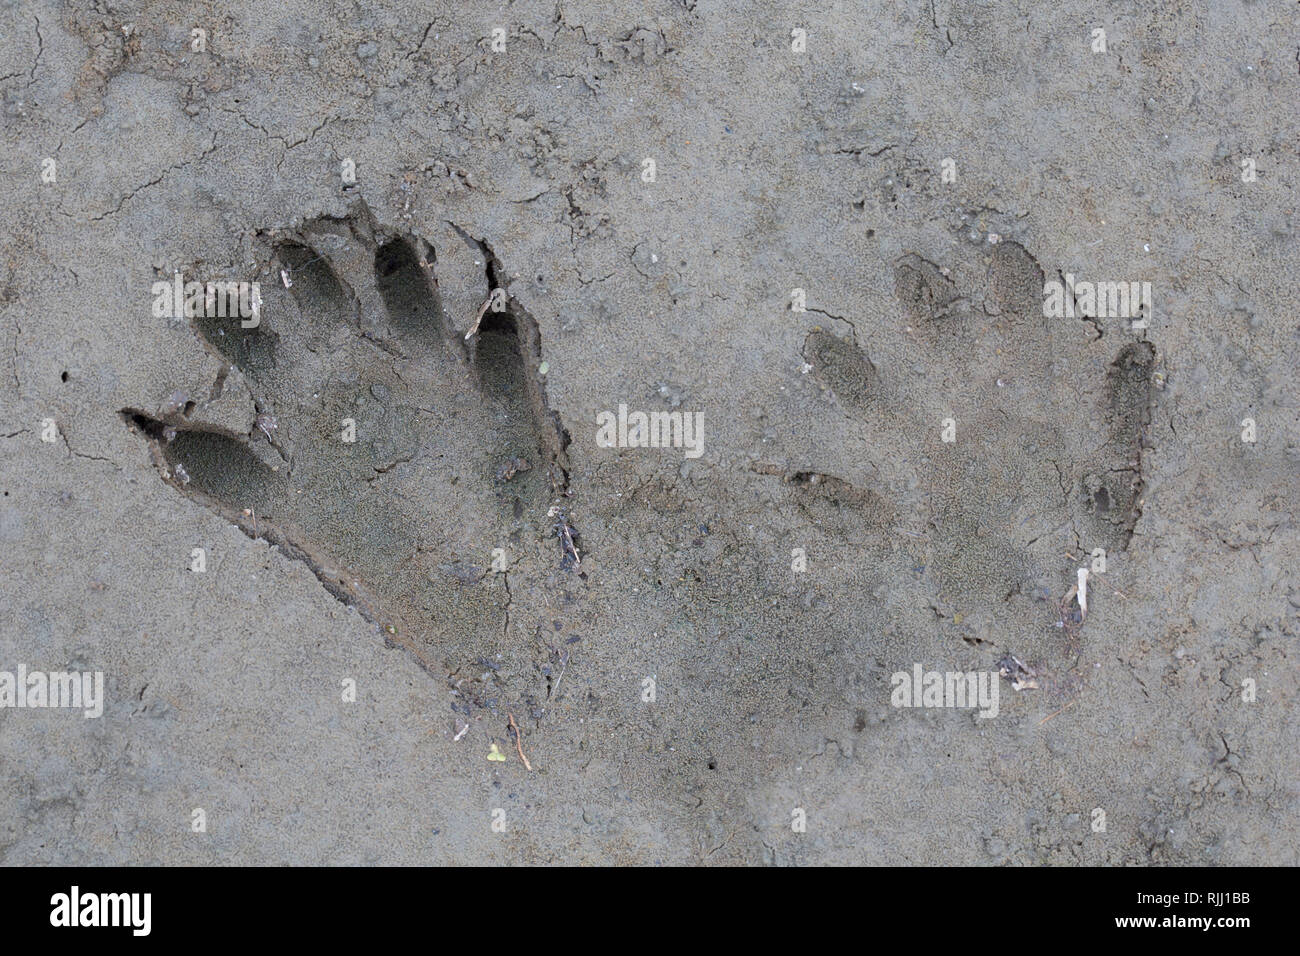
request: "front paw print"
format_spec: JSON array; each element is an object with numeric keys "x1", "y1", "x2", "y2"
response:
[{"x1": 779, "y1": 238, "x2": 1156, "y2": 684}]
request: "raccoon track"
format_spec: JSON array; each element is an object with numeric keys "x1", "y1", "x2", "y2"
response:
[
  {"x1": 125, "y1": 207, "x2": 572, "y2": 673},
  {"x1": 779, "y1": 242, "x2": 1157, "y2": 629}
]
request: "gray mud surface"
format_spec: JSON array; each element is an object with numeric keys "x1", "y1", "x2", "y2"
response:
[{"x1": 1, "y1": 1, "x2": 1297, "y2": 865}]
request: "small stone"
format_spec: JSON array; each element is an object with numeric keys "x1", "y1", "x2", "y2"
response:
[
  {"x1": 162, "y1": 389, "x2": 189, "y2": 415},
  {"x1": 495, "y1": 456, "x2": 530, "y2": 482}
]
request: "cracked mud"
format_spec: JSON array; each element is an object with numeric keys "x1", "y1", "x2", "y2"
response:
[{"x1": 1, "y1": 0, "x2": 1296, "y2": 867}]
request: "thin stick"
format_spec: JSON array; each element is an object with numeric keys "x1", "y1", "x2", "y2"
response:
[
  {"x1": 550, "y1": 658, "x2": 568, "y2": 700},
  {"x1": 507, "y1": 713, "x2": 533, "y2": 771},
  {"x1": 1039, "y1": 698, "x2": 1077, "y2": 726},
  {"x1": 464, "y1": 295, "x2": 493, "y2": 340}
]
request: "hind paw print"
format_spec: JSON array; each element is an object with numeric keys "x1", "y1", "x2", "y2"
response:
[{"x1": 125, "y1": 208, "x2": 571, "y2": 672}]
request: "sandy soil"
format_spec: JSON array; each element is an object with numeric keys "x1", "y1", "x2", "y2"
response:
[{"x1": 1, "y1": 0, "x2": 1297, "y2": 864}]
